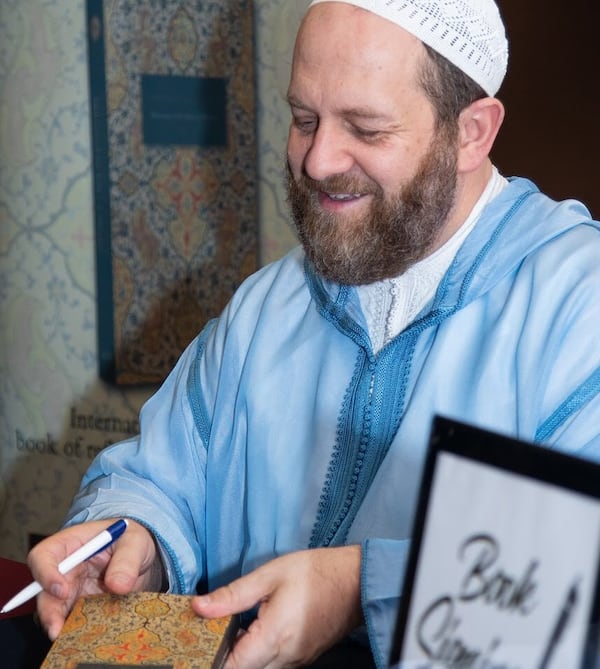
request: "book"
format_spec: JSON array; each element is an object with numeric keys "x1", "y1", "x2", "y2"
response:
[{"x1": 40, "y1": 592, "x2": 237, "y2": 669}]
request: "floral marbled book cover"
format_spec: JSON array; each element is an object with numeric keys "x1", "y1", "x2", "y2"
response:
[{"x1": 41, "y1": 592, "x2": 237, "y2": 669}]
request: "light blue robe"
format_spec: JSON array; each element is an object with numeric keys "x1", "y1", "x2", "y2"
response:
[{"x1": 67, "y1": 177, "x2": 600, "y2": 668}]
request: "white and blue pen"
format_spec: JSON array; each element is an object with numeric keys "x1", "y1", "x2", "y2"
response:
[{"x1": 1, "y1": 518, "x2": 128, "y2": 614}]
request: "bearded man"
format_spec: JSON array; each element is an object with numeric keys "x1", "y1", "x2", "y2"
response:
[{"x1": 26, "y1": 2, "x2": 600, "y2": 668}]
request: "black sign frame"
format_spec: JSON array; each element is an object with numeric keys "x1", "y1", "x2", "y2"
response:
[{"x1": 391, "y1": 416, "x2": 600, "y2": 669}]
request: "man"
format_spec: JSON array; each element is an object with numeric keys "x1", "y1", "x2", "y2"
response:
[{"x1": 26, "y1": 1, "x2": 600, "y2": 668}]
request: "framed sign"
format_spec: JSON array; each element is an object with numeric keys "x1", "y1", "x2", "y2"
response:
[{"x1": 392, "y1": 416, "x2": 600, "y2": 669}]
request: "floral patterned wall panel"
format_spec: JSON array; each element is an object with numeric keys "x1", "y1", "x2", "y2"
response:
[
  {"x1": 89, "y1": 0, "x2": 259, "y2": 385},
  {"x1": 0, "y1": 0, "x2": 302, "y2": 559}
]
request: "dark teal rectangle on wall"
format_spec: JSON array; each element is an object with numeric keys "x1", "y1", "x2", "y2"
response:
[{"x1": 141, "y1": 74, "x2": 228, "y2": 147}]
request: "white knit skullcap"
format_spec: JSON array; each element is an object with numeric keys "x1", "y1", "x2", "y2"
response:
[{"x1": 307, "y1": 0, "x2": 508, "y2": 96}]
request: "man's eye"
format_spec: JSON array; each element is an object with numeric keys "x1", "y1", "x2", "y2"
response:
[
  {"x1": 293, "y1": 117, "x2": 317, "y2": 133},
  {"x1": 353, "y1": 127, "x2": 382, "y2": 141}
]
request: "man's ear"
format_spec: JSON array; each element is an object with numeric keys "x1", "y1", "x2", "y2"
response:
[{"x1": 456, "y1": 97, "x2": 505, "y2": 174}]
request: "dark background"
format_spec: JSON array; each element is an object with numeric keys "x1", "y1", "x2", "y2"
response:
[{"x1": 492, "y1": 0, "x2": 599, "y2": 217}]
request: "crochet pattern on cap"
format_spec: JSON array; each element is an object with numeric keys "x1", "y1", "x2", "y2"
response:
[{"x1": 308, "y1": 0, "x2": 509, "y2": 95}]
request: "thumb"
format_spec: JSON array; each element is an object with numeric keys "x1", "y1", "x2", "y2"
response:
[
  {"x1": 192, "y1": 571, "x2": 270, "y2": 619},
  {"x1": 103, "y1": 520, "x2": 159, "y2": 593}
]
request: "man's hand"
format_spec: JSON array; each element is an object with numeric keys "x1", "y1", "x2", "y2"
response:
[
  {"x1": 28, "y1": 519, "x2": 163, "y2": 641},
  {"x1": 192, "y1": 545, "x2": 363, "y2": 669}
]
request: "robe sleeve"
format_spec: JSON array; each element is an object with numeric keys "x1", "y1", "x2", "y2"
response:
[
  {"x1": 64, "y1": 336, "x2": 208, "y2": 595},
  {"x1": 361, "y1": 537, "x2": 411, "y2": 669}
]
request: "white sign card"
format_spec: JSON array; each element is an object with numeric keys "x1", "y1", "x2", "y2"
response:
[{"x1": 392, "y1": 416, "x2": 600, "y2": 669}]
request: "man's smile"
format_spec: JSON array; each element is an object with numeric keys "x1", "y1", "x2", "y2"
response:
[{"x1": 317, "y1": 190, "x2": 370, "y2": 210}]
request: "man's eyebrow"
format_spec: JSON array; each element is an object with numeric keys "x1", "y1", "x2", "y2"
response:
[
  {"x1": 341, "y1": 107, "x2": 395, "y2": 123},
  {"x1": 286, "y1": 94, "x2": 310, "y2": 110},
  {"x1": 286, "y1": 95, "x2": 394, "y2": 123}
]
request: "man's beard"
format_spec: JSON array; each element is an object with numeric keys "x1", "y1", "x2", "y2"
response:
[{"x1": 286, "y1": 133, "x2": 458, "y2": 285}]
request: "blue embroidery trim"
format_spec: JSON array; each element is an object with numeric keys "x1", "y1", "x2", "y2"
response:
[
  {"x1": 187, "y1": 318, "x2": 218, "y2": 446},
  {"x1": 535, "y1": 365, "x2": 600, "y2": 443}
]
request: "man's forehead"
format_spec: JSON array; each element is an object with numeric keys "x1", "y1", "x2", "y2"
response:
[{"x1": 293, "y1": 5, "x2": 427, "y2": 95}]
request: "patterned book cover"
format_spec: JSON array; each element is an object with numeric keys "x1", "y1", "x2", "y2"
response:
[
  {"x1": 40, "y1": 592, "x2": 237, "y2": 669},
  {"x1": 87, "y1": 1, "x2": 258, "y2": 385}
]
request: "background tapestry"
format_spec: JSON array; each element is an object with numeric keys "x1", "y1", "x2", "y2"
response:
[{"x1": 88, "y1": 0, "x2": 258, "y2": 384}]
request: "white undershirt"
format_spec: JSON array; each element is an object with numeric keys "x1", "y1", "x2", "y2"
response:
[{"x1": 357, "y1": 168, "x2": 507, "y2": 353}]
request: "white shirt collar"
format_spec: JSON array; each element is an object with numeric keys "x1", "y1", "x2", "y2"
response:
[{"x1": 357, "y1": 167, "x2": 508, "y2": 352}]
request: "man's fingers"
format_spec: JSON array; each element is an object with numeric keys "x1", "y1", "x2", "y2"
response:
[
  {"x1": 193, "y1": 584, "x2": 242, "y2": 616},
  {"x1": 194, "y1": 588, "x2": 287, "y2": 669},
  {"x1": 28, "y1": 520, "x2": 112, "y2": 590},
  {"x1": 37, "y1": 591, "x2": 76, "y2": 641},
  {"x1": 194, "y1": 547, "x2": 362, "y2": 668},
  {"x1": 31, "y1": 519, "x2": 159, "y2": 641},
  {"x1": 223, "y1": 617, "x2": 278, "y2": 669},
  {"x1": 192, "y1": 569, "x2": 271, "y2": 618},
  {"x1": 102, "y1": 527, "x2": 152, "y2": 593}
]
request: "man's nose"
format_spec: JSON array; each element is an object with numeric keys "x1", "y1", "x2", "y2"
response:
[{"x1": 303, "y1": 123, "x2": 355, "y2": 182}]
